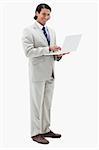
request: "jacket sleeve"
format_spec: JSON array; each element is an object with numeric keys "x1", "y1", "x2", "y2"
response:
[
  {"x1": 22, "y1": 28, "x2": 49, "y2": 58},
  {"x1": 53, "y1": 30, "x2": 62, "y2": 61}
]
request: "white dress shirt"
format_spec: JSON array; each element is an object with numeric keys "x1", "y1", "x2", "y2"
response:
[{"x1": 35, "y1": 21, "x2": 50, "y2": 42}]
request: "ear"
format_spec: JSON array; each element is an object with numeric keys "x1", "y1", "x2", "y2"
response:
[{"x1": 48, "y1": 16, "x2": 51, "y2": 20}]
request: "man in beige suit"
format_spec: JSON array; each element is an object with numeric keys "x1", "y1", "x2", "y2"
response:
[{"x1": 22, "y1": 3, "x2": 69, "y2": 144}]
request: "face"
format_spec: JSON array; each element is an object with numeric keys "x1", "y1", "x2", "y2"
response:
[{"x1": 36, "y1": 8, "x2": 51, "y2": 25}]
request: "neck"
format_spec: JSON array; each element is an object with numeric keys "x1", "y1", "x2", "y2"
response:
[{"x1": 37, "y1": 20, "x2": 46, "y2": 26}]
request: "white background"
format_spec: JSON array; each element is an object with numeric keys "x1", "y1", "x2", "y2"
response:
[{"x1": 0, "y1": 0, "x2": 98, "y2": 149}]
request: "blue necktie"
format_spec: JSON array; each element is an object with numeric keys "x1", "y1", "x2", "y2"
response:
[{"x1": 42, "y1": 26, "x2": 50, "y2": 46}]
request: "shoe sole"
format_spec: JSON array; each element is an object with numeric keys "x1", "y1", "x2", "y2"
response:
[{"x1": 33, "y1": 139, "x2": 49, "y2": 144}]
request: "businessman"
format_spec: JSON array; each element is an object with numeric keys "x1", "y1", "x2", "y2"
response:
[{"x1": 22, "y1": 3, "x2": 69, "y2": 144}]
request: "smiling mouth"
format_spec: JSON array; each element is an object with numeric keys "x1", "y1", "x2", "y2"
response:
[{"x1": 42, "y1": 20, "x2": 47, "y2": 23}]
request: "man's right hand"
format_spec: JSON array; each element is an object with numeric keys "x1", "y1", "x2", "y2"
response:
[{"x1": 49, "y1": 46, "x2": 61, "y2": 52}]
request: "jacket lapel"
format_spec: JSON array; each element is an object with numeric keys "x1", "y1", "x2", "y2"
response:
[
  {"x1": 33, "y1": 22, "x2": 48, "y2": 45},
  {"x1": 47, "y1": 27, "x2": 53, "y2": 46}
]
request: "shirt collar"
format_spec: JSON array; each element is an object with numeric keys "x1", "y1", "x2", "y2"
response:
[{"x1": 35, "y1": 21, "x2": 47, "y2": 30}]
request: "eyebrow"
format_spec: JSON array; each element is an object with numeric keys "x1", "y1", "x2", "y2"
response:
[{"x1": 42, "y1": 12, "x2": 50, "y2": 15}]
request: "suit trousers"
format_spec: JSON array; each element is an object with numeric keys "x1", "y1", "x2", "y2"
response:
[{"x1": 29, "y1": 76, "x2": 54, "y2": 137}]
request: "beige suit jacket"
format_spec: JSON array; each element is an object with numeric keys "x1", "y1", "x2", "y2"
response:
[{"x1": 22, "y1": 22, "x2": 61, "y2": 81}]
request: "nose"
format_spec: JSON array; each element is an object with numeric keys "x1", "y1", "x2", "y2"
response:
[{"x1": 45, "y1": 15, "x2": 49, "y2": 20}]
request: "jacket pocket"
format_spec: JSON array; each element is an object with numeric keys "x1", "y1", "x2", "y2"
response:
[{"x1": 31, "y1": 57, "x2": 45, "y2": 65}]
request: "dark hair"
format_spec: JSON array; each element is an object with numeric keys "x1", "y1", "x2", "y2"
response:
[{"x1": 34, "y1": 3, "x2": 51, "y2": 20}]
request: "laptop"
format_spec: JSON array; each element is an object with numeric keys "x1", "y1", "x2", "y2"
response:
[{"x1": 45, "y1": 34, "x2": 82, "y2": 55}]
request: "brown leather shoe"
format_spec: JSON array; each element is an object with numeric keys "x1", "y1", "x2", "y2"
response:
[
  {"x1": 42, "y1": 130, "x2": 61, "y2": 138},
  {"x1": 31, "y1": 134, "x2": 49, "y2": 144}
]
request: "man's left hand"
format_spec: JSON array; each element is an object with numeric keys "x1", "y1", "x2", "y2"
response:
[{"x1": 56, "y1": 52, "x2": 70, "y2": 57}]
